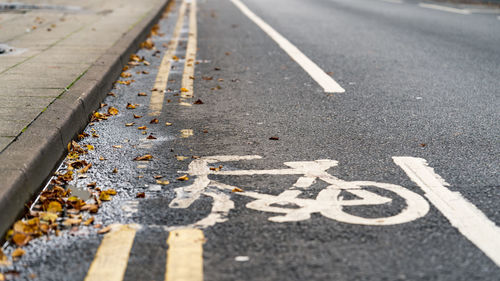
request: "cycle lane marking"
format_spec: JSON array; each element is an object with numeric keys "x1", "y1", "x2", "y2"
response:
[
  {"x1": 84, "y1": 224, "x2": 138, "y2": 281},
  {"x1": 168, "y1": 155, "x2": 430, "y2": 228},
  {"x1": 393, "y1": 156, "x2": 500, "y2": 267},
  {"x1": 418, "y1": 3, "x2": 470, "y2": 15},
  {"x1": 229, "y1": 0, "x2": 345, "y2": 94},
  {"x1": 166, "y1": 228, "x2": 204, "y2": 281},
  {"x1": 149, "y1": 0, "x2": 187, "y2": 116}
]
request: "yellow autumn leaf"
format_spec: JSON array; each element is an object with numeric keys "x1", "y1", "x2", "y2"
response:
[
  {"x1": 11, "y1": 248, "x2": 25, "y2": 259},
  {"x1": 83, "y1": 217, "x2": 95, "y2": 226},
  {"x1": 177, "y1": 175, "x2": 189, "y2": 181},
  {"x1": 86, "y1": 144, "x2": 95, "y2": 151},
  {"x1": 176, "y1": 156, "x2": 188, "y2": 161},
  {"x1": 46, "y1": 201, "x2": 62, "y2": 213},
  {"x1": 40, "y1": 212, "x2": 58, "y2": 223},
  {"x1": 156, "y1": 180, "x2": 170, "y2": 185},
  {"x1": 108, "y1": 106, "x2": 119, "y2": 115},
  {"x1": 99, "y1": 192, "x2": 111, "y2": 201},
  {"x1": 180, "y1": 87, "x2": 189, "y2": 92}
]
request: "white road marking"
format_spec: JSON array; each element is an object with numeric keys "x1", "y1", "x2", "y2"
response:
[
  {"x1": 380, "y1": 0, "x2": 402, "y2": 4},
  {"x1": 418, "y1": 3, "x2": 470, "y2": 15},
  {"x1": 393, "y1": 157, "x2": 500, "y2": 267},
  {"x1": 229, "y1": 0, "x2": 345, "y2": 93},
  {"x1": 169, "y1": 155, "x2": 429, "y2": 226}
]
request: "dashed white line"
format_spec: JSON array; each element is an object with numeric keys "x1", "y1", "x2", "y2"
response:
[
  {"x1": 393, "y1": 157, "x2": 500, "y2": 267},
  {"x1": 229, "y1": 0, "x2": 345, "y2": 93},
  {"x1": 380, "y1": 0, "x2": 403, "y2": 4},
  {"x1": 419, "y1": 3, "x2": 470, "y2": 15}
]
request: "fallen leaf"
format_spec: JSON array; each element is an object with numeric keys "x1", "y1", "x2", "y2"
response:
[
  {"x1": 146, "y1": 134, "x2": 157, "y2": 140},
  {"x1": 150, "y1": 118, "x2": 159, "y2": 124},
  {"x1": 112, "y1": 168, "x2": 118, "y2": 173},
  {"x1": 194, "y1": 99, "x2": 204, "y2": 104},
  {"x1": 136, "y1": 192, "x2": 146, "y2": 198},
  {"x1": 99, "y1": 156, "x2": 106, "y2": 161},
  {"x1": 232, "y1": 187, "x2": 244, "y2": 192},
  {"x1": 180, "y1": 129, "x2": 193, "y2": 138},
  {"x1": 112, "y1": 145, "x2": 122, "y2": 148},
  {"x1": 138, "y1": 92, "x2": 147, "y2": 96},
  {"x1": 0, "y1": 249, "x2": 11, "y2": 267},
  {"x1": 125, "y1": 122, "x2": 135, "y2": 127},
  {"x1": 86, "y1": 144, "x2": 95, "y2": 151},
  {"x1": 63, "y1": 218, "x2": 81, "y2": 226},
  {"x1": 108, "y1": 107, "x2": 119, "y2": 115},
  {"x1": 180, "y1": 87, "x2": 189, "y2": 92},
  {"x1": 172, "y1": 55, "x2": 179, "y2": 61},
  {"x1": 143, "y1": 61, "x2": 150, "y2": 66},
  {"x1": 137, "y1": 126, "x2": 147, "y2": 130},
  {"x1": 177, "y1": 175, "x2": 189, "y2": 181},
  {"x1": 176, "y1": 155, "x2": 188, "y2": 161},
  {"x1": 134, "y1": 154, "x2": 153, "y2": 161},
  {"x1": 153, "y1": 175, "x2": 163, "y2": 179},
  {"x1": 46, "y1": 201, "x2": 62, "y2": 213},
  {"x1": 134, "y1": 114, "x2": 142, "y2": 119},
  {"x1": 83, "y1": 217, "x2": 94, "y2": 226},
  {"x1": 97, "y1": 225, "x2": 112, "y2": 234},
  {"x1": 156, "y1": 180, "x2": 170, "y2": 185},
  {"x1": 126, "y1": 103, "x2": 136, "y2": 109},
  {"x1": 81, "y1": 204, "x2": 98, "y2": 213},
  {"x1": 269, "y1": 136, "x2": 279, "y2": 140},
  {"x1": 120, "y1": 72, "x2": 132, "y2": 78},
  {"x1": 11, "y1": 248, "x2": 25, "y2": 259},
  {"x1": 165, "y1": 122, "x2": 172, "y2": 126},
  {"x1": 12, "y1": 233, "x2": 30, "y2": 247},
  {"x1": 142, "y1": 70, "x2": 149, "y2": 74},
  {"x1": 79, "y1": 163, "x2": 92, "y2": 174},
  {"x1": 99, "y1": 192, "x2": 111, "y2": 201}
]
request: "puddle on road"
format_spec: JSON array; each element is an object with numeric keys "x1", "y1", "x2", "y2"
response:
[
  {"x1": 0, "y1": 44, "x2": 26, "y2": 56},
  {"x1": 67, "y1": 184, "x2": 92, "y2": 201}
]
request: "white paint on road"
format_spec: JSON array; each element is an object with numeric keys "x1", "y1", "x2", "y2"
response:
[
  {"x1": 229, "y1": 0, "x2": 345, "y2": 93},
  {"x1": 393, "y1": 157, "x2": 500, "y2": 267},
  {"x1": 380, "y1": 0, "x2": 402, "y2": 4},
  {"x1": 170, "y1": 155, "x2": 429, "y2": 226},
  {"x1": 418, "y1": 3, "x2": 470, "y2": 15}
]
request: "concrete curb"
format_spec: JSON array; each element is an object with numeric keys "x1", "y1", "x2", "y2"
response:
[{"x1": 0, "y1": 0, "x2": 171, "y2": 239}]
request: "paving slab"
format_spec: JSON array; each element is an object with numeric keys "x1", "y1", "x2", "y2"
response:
[{"x1": 0, "y1": 0, "x2": 170, "y2": 238}]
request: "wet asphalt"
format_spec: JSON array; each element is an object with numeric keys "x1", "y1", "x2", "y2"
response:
[{"x1": 2, "y1": 0, "x2": 500, "y2": 280}]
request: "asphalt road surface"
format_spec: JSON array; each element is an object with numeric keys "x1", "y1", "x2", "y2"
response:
[{"x1": 2, "y1": 0, "x2": 500, "y2": 280}]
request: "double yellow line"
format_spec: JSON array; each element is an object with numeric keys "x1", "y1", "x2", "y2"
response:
[
  {"x1": 149, "y1": 0, "x2": 197, "y2": 116},
  {"x1": 86, "y1": 1, "x2": 203, "y2": 280},
  {"x1": 85, "y1": 226, "x2": 204, "y2": 281}
]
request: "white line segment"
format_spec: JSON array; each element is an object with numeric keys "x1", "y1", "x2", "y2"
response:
[
  {"x1": 419, "y1": 3, "x2": 470, "y2": 15},
  {"x1": 380, "y1": 0, "x2": 403, "y2": 4},
  {"x1": 229, "y1": 0, "x2": 345, "y2": 93},
  {"x1": 393, "y1": 157, "x2": 500, "y2": 267}
]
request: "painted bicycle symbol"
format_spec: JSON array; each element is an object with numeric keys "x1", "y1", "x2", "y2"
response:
[{"x1": 168, "y1": 155, "x2": 430, "y2": 229}]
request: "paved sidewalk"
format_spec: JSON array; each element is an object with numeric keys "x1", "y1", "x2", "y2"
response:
[
  {"x1": 0, "y1": 0, "x2": 169, "y2": 237},
  {"x1": 0, "y1": 0, "x2": 165, "y2": 150}
]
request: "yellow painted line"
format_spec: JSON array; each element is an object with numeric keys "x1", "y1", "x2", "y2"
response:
[
  {"x1": 84, "y1": 224, "x2": 138, "y2": 281},
  {"x1": 149, "y1": 1, "x2": 188, "y2": 116},
  {"x1": 166, "y1": 228, "x2": 204, "y2": 281},
  {"x1": 180, "y1": 0, "x2": 197, "y2": 100}
]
